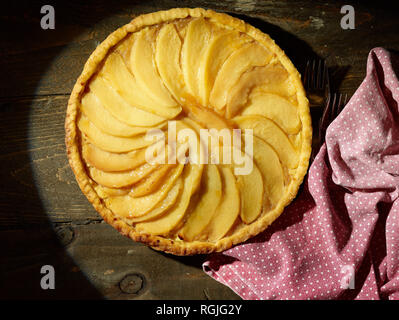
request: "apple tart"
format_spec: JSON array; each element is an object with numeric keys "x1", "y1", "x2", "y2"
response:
[{"x1": 65, "y1": 8, "x2": 311, "y2": 255}]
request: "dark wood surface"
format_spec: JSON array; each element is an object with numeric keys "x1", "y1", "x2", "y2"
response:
[{"x1": 1, "y1": 0, "x2": 398, "y2": 299}]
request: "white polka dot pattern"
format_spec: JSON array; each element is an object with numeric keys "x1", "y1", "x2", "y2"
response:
[{"x1": 203, "y1": 47, "x2": 399, "y2": 300}]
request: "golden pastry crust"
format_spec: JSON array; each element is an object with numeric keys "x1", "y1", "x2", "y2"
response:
[{"x1": 65, "y1": 8, "x2": 311, "y2": 255}]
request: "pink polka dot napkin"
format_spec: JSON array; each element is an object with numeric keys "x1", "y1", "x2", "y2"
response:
[{"x1": 203, "y1": 47, "x2": 399, "y2": 300}]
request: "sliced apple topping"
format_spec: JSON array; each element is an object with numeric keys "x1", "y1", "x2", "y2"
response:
[
  {"x1": 127, "y1": 177, "x2": 183, "y2": 223},
  {"x1": 226, "y1": 63, "x2": 296, "y2": 119},
  {"x1": 105, "y1": 164, "x2": 184, "y2": 218},
  {"x1": 130, "y1": 27, "x2": 177, "y2": 108},
  {"x1": 89, "y1": 75, "x2": 166, "y2": 127},
  {"x1": 94, "y1": 185, "x2": 130, "y2": 199},
  {"x1": 234, "y1": 115, "x2": 299, "y2": 169},
  {"x1": 155, "y1": 23, "x2": 186, "y2": 101},
  {"x1": 201, "y1": 166, "x2": 240, "y2": 241},
  {"x1": 101, "y1": 51, "x2": 181, "y2": 119},
  {"x1": 179, "y1": 164, "x2": 222, "y2": 241},
  {"x1": 252, "y1": 62, "x2": 296, "y2": 99},
  {"x1": 242, "y1": 92, "x2": 301, "y2": 135},
  {"x1": 78, "y1": 115, "x2": 160, "y2": 153},
  {"x1": 81, "y1": 92, "x2": 165, "y2": 137},
  {"x1": 82, "y1": 143, "x2": 147, "y2": 172},
  {"x1": 198, "y1": 31, "x2": 251, "y2": 107},
  {"x1": 129, "y1": 164, "x2": 175, "y2": 197},
  {"x1": 88, "y1": 163, "x2": 159, "y2": 188},
  {"x1": 135, "y1": 164, "x2": 204, "y2": 235},
  {"x1": 209, "y1": 42, "x2": 273, "y2": 111},
  {"x1": 252, "y1": 136, "x2": 285, "y2": 207},
  {"x1": 236, "y1": 161, "x2": 264, "y2": 224},
  {"x1": 181, "y1": 18, "x2": 212, "y2": 102}
]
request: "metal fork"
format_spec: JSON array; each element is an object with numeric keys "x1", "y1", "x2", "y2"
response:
[
  {"x1": 303, "y1": 59, "x2": 330, "y2": 107},
  {"x1": 311, "y1": 92, "x2": 348, "y2": 161}
]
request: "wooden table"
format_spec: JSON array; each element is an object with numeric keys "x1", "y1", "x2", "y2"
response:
[{"x1": 1, "y1": 0, "x2": 398, "y2": 299}]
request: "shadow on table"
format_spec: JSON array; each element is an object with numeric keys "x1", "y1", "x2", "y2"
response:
[{"x1": 0, "y1": 0, "x2": 148, "y2": 300}]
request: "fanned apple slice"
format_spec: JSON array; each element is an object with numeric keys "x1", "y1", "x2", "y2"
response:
[
  {"x1": 252, "y1": 63, "x2": 296, "y2": 99},
  {"x1": 198, "y1": 31, "x2": 251, "y2": 106},
  {"x1": 252, "y1": 136, "x2": 285, "y2": 207},
  {"x1": 105, "y1": 164, "x2": 184, "y2": 218},
  {"x1": 209, "y1": 42, "x2": 272, "y2": 110},
  {"x1": 236, "y1": 161, "x2": 264, "y2": 224},
  {"x1": 78, "y1": 116, "x2": 159, "y2": 153},
  {"x1": 234, "y1": 115, "x2": 299, "y2": 168},
  {"x1": 89, "y1": 75, "x2": 166, "y2": 127},
  {"x1": 155, "y1": 23, "x2": 186, "y2": 101},
  {"x1": 128, "y1": 177, "x2": 183, "y2": 223},
  {"x1": 130, "y1": 27, "x2": 177, "y2": 108},
  {"x1": 94, "y1": 185, "x2": 130, "y2": 199},
  {"x1": 101, "y1": 52, "x2": 181, "y2": 118},
  {"x1": 226, "y1": 63, "x2": 296, "y2": 118},
  {"x1": 81, "y1": 92, "x2": 165, "y2": 137},
  {"x1": 179, "y1": 164, "x2": 222, "y2": 241},
  {"x1": 89, "y1": 163, "x2": 159, "y2": 188},
  {"x1": 181, "y1": 97, "x2": 231, "y2": 131},
  {"x1": 181, "y1": 18, "x2": 212, "y2": 101},
  {"x1": 242, "y1": 92, "x2": 301, "y2": 134},
  {"x1": 82, "y1": 142, "x2": 147, "y2": 172},
  {"x1": 135, "y1": 163, "x2": 204, "y2": 235},
  {"x1": 129, "y1": 164, "x2": 175, "y2": 197},
  {"x1": 201, "y1": 166, "x2": 240, "y2": 241}
]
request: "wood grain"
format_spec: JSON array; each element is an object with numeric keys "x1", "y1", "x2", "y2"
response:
[{"x1": 1, "y1": 0, "x2": 398, "y2": 299}]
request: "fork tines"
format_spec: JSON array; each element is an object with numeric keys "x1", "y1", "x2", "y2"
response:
[
  {"x1": 304, "y1": 60, "x2": 328, "y2": 90},
  {"x1": 304, "y1": 59, "x2": 330, "y2": 107},
  {"x1": 318, "y1": 93, "x2": 348, "y2": 144}
]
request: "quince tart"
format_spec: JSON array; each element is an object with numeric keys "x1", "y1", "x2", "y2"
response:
[{"x1": 65, "y1": 8, "x2": 311, "y2": 255}]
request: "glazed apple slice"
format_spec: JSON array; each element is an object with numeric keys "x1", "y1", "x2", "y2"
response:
[
  {"x1": 234, "y1": 115, "x2": 299, "y2": 168},
  {"x1": 155, "y1": 23, "x2": 186, "y2": 101},
  {"x1": 81, "y1": 92, "x2": 166, "y2": 137},
  {"x1": 201, "y1": 166, "x2": 240, "y2": 241},
  {"x1": 130, "y1": 27, "x2": 177, "y2": 108},
  {"x1": 226, "y1": 63, "x2": 296, "y2": 118},
  {"x1": 181, "y1": 17, "x2": 212, "y2": 102},
  {"x1": 78, "y1": 116, "x2": 159, "y2": 153},
  {"x1": 252, "y1": 136, "x2": 285, "y2": 207},
  {"x1": 135, "y1": 163, "x2": 204, "y2": 235},
  {"x1": 179, "y1": 164, "x2": 222, "y2": 241},
  {"x1": 236, "y1": 160, "x2": 264, "y2": 224},
  {"x1": 209, "y1": 42, "x2": 272, "y2": 110},
  {"x1": 89, "y1": 75, "x2": 166, "y2": 127},
  {"x1": 128, "y1": 177, "x2": 183, "y2": 223},
  {"x1": 101, "y1": 52, "x2": 181, "y2": 119},
  {"x1": 252, "y1": 63, "x2": 296, "y2": 99},
  {"x1": 82, "y1": 142, "x2": 147, "y2": 172},
  {"x1": 104, "y1": 164, "x2": 184, "y2": 218},
  {"x1": 198, "y1": 31, "x2": 251, "y2": 106},
  {"x1": 89, "y1": 163, "x2": 159, "y2": 188},
  {"x1": 242, "y1": 92, "x2": 301, "y2": 134},
  {"x1": 129, "y1": 164, "x2": 175, "y2": 197},
  {"x1": 94, "y1": 185, "x2": 130, "y2": 199}
]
